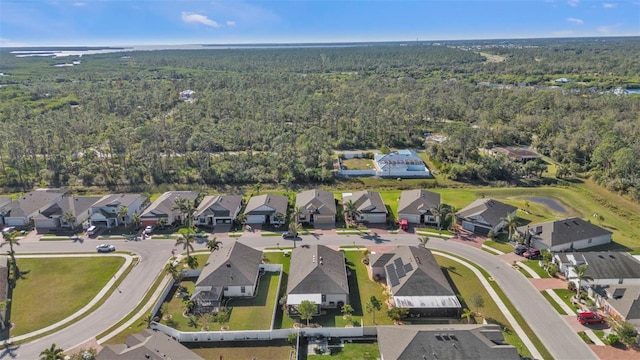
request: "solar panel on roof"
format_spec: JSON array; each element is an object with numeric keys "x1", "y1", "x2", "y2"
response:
[
  {"x1": 404, "y1": 263, "x2": 413, "y2": 273},
  {"x1": 394, "y1": 258, "x2": 406, "y2": 278},
  {"x1": 386, "y1": 264, "x2": 400, "y2": 287}
]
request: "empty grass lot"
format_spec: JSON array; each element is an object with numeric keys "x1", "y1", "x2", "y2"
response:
[{"x1": 10, "y1": 256, "x2": 124, "y2": 336}]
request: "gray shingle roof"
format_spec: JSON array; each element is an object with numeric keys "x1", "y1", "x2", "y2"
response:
[
  {"x1": 194, "y1": 195, "x2": 243, "y2": 218},
  {"x1": 342, "y1": 190, "x2": 387, "y2": 214},
  {"x1": 244, "y1": 194, "x2": 288, "y2": 216},
  {"x1": 0, "y1": 188, "x2": 69, "y2": 218},
  {"x1": 517, "y1": 217, "x2": 612, "y2": 247},
  {"x1": 377, "y1": 324, "x2": 519, "y2": 360},
  {"x1": 141, "y1": 191, "x2": 199, "y2": 219},
  {"x1": 296, "y1": 189, "x2": 336, "y2": 216},
  {"x1": 593, "y1": 285, "x2": 640, "y2": 325},
  {"x1": 287, "y1": 245, "x2": 349, "y2": 295},
  {"x1": 92, "y1": 193, "x2": 146, "y2": 208},
  {"x1": 456, "y1": 199, "x2": 517, "y2": 228},
  {"x1": 196, "y1": 241, "x2": 263, "y2": 288},
  {"x1": 571, "y1": 252, "x2": 640, "y2": 279},
  {"x1": 33, "y1": 196, "x2": 102, "y2": 221},
  {"x1": 383, "y1": 246, "x2": 456, "y2": 297},
  {"x1": 96, "y1": 329, "x2": 204, "y2": 360},
  {"x1": 397, "y1": 189, "x2": 441, "y2": 216}
]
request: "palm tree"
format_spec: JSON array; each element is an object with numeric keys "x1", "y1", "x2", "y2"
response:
[
  {"x1": 341, "y1": 304, "x2": 354, "y2": 320},
  {"x1": 186, "y1": 255, "x2": 199, "y2": 270},
  {"x1": 173, "y1": 197, "x2": 196, "y2": 228},
  {"x1": 253, "y1": 181, "x2": 262, "y2": 195},
  {"x1": 40, "y1": 343, "x2": 65, "y2": 360},
  {"x1": 131, "y1": 213, "x2": 142, "y2": 228},
  {"x1": 206, "y1": 237, "x2": 222, "y2": 252},
  {"x1": 573, "y1": 264, "x2": 594, "y2": 298},
  {"x1": 117, "y1": 206, "x2": 129, "y2": 226},
  {"x1": 175, "y1": 231, "x2": 196, "y2": 258},
  {"x1": 62, "y1": 211, "x2": 76, "y2": 230},
  {"x1": 418, "y1": 235, "x2": 430, "y2": 248},
  {"x1": 501, "y1": 213, "x2": 519, "y2": 241},
  {"x1": 461, "y1": 308, "x2": 474, "y2": 324},
  {"x1": 165, "y1": 262, "x2": 184, "y2": 282},
  {"x1": 235, "y1": 213, "x2": 247, "y2": 226},
  {"x1": 343, "y1": 200, "x2": 361, "y2": 225},
  {"x1": 156, "y1": 217, "x2": 168, "y2": 230},
  {"x1": 430, "y1": 204, "x2": 451, "y2": 230},
  {"x1": 448, "y1": 206, "x2": 459, "y2": 232},
  {"x1": 274, "y1": 212, "x2": 286, "y2": 224},
  {"x1": 2, "y1": 230, "x2": 21, "y2": 283},
  {"x1": 143, "y1": 312, "x2": 154, "y2": 329}
]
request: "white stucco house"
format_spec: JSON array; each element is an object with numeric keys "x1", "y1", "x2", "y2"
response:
[
  {"x1": 88, "y1": 194, "x2": 148, "y2": 228},
  {"x1": 517, "y1": 218, "x2": 612, "y2": 251}
]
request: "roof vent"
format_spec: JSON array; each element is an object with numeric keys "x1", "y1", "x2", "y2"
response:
[{"x1": 226, "y1": 263, "x2": 231, "y2": 268}]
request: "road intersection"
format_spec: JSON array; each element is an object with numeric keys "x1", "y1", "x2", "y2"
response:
[{"x1": 8, "y1": 232, "x2": 597, "y2": 359}]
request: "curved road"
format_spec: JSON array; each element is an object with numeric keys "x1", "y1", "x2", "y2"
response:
[{"x1": 10, "y1": 233, "x2": 596, "y2": 359}]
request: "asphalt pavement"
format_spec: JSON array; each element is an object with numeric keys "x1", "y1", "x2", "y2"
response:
[{"x1": 8, "y1": 232, "x2": 597, "y2": 359}]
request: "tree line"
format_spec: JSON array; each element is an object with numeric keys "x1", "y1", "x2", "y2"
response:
[{"x1": 0, "y1": 38, "x2": 638, "y2": 200}]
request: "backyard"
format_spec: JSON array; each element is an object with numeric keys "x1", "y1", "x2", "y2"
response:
[
  {"x1": 187, "y1": 339, "x2": 292, "y2": 359},
  {"x1": 341, "y1": 158, "x2": 375, "y2": 170},
  {"x1": 9, "y1": 256, "x2": 125, "y2": 336}
]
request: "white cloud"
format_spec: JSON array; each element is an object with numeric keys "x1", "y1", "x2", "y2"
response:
[
  {"x1": 181, "y1": 12, "x2": 220, "y2": 28},
  {"x1": 226, "y1": 20, "x2": 236, "y2": 26},
  {"x1": 602, "y1": 3, "x2": 617, "y2": 8},
  {"x1": 73, "y1": 2, "x2": 87, "y2": 6},
  {"x1": 567, "y1": 17, "x2": 584, "y2": 24},
  {"x1": 567, "y1": 0, "x2": 579, "y2": 6}
]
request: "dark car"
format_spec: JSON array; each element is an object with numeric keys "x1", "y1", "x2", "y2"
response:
[
  {"x1": 577, "y1": 311, "x2": 605, "y2": 325},
  {"x1": 514, "y1": 245, "x2": 528, "y2": 255},
  {"x1": 282, "y1": 232, "x2": 298, "y2": 239},
  {"x1": 523, "y1": 248, "x2": 541, "y2": 259}
]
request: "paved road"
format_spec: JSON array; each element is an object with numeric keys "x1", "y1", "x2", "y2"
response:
[{"x1": 10, "y1": 233, "x2": 596, "y2": 359}]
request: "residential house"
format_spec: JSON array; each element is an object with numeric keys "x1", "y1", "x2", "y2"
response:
[
  {"x1": 488, "y1": 147, "x2": 542, "y2": 163},
  {"x1": 517, "y1": 218, "x2": 612, "y2": 251},
  {"x1": 397, "y1": 189, "x2": 441, "y2": 227},
  {"x1": 0, "y1": 197, "x2": 10, "y2": 225},
  {"x1": 286, "y1": 245, "x2": 349, "y2": 315},
  {"x1": 179, "y1": 89, "x2": 195, "y2": 101},
  {"x1": 194, "y1": 195, "x2": 243, "y2": 227},
  {"x1": 456, "y1": 199, "x2": 517, "y2": 236},
  {"x1": 377, "y1": 324, "x2": 519, "y2": 360},
  {"x1": 96, "y1": 329, "x2": 204, "y2": 360},
  {"x1": 369, "y1": 246, "x2": 461, "y2": 317},
  {"x1": 591, "y1": 285, "x2": 640, "y2": 328},
  {"x1": 88, "y1": 194, "x2": 148, "y2": 228},
  {"x1": 295, "y1": 189, "x2": 337, "y2": 225},
  {"x1": 0, "y1": 188, "x2": 69, "y2": 227},
  {"x1": 243, "y1": 194, "x2": 288, "y2": 225},
  {"x1": 191, "y1": 241, "x2": 263, "y2": 314},
  {"x1": 140, "y1": 191, "x2": 199, "y2": 227},
  {"x1": 554, "y1": 252, "x2": 640, "y2": 290},
  {"x1": 373, "y1": 149, "x2": 431, "y2": 178},
  {"x1": 342, "y1": 190, "x2": 388, "y2": 224},
  {"x1": 33, "y1": 196, "x2": 102, "y2": 233}
]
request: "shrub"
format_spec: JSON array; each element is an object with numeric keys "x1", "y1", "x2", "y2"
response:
[
  {"x1": 547, "y1": 263, "x2": 559, "y2": 277},
  {"x1": 604, "y1": 334, "x2": 619, "y2": 346}
]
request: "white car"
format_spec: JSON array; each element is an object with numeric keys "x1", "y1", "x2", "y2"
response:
[
  {"x1": 96, "y1": 244, "x2": 116, "y2": 253},
  {"x1": 144, "y1": 225, "x2": 154, "y2": 235}
]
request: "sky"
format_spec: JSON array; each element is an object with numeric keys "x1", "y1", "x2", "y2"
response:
[{"x1": 0, "y1": 0, "x2": 638, "y2": 46}]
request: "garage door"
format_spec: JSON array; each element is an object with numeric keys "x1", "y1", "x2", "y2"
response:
[
  {"x1": 399, "y1": 214, "x2": 420, "y2": 224},
  {"x1": 462, "y1": 221, "x2": 475, "y2": 232},
  {"x1": 245, "y1": 215, "x2": 266, "y2": 224},
  {"x1": 314, "y1": 215, "x2": 334, "y2": 224},
  {"x1": 366, "y1": 213, "x2": 387, "y2": 224}
]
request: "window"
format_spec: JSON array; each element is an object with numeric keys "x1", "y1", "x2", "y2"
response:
[
  {"x1": 322, "y1": 295, "x2": 326, "y2": 302},
  {"x1": 241, "y1": 286, "x2": 246, "y2": 293},
  {"x1": 588, "y1": 238, "x2": 592, "y2": 244},
  {"x1": 223, "y1": 287, "x2": 228, "y2": 291}
]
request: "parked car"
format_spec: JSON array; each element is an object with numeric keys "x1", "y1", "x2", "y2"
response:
[
  {"x1": 2, "y1": 226, "x2": 16, "y2": 234},
  {"x1": 577, "y1": 311, "x2": 605, "y2": 325},
  {"x1": 282, "y1": 232, "x2": 298, "y2": 239},
  {"x1": 514, "y1": 245, "x2": 528, "y2": 255},
  {"x1": 523, "y1": 248, "x2": 540, "y2": 259},
  {"x1": 144, "y1": 225, "x2": 155, "y2": 235},
  {"x1": 96, "y1": 244, "x2": 116, "y2": 253}
]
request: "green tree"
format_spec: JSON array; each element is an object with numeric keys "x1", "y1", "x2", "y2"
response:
[
  {"x1": 1, "y1": 230, "x2": 21, "y2": 283},
  {"x1": 366, "y1": 296, "x2": 382, "y2": 324},
  {"x1": 470, "y1": 293, "x2": 484, "y2": 315},
  {"x1": 142, "y1": 312, "x2": 154, "y2": 329},
  {"x1": 156, "y1": 217, "x2": 168, "y2": 230},
  {"x1": 175, "y1": 230, "x2": 196, "y2": 258},
  {"x1": 613, "y1": 321, "x2": 638, "y2": 345},
  {"x1": 430, "y1": 203, "x2": 452, "y2": 231},
  {"x1": 501, "y1": 213, "x2": 519, "y2": 241},
  {"x1": 186, "y1": 255, "x2": 199, "y2": 270},
  {"x1": 253, "y1": 181, "x2": 262, "y2": 195},
  {"x1": 68, "y1": 348, "x2": 97, "y2": 360},
  {"x1": 172, "y1": 197, "x2": 197, "y2": 228},
  {"x1": 387, "y1": 307, "x2": 409, "y2": 322},
  {"x1": 343, "y1": 200, "x2": 361, "y2": 225},
  {"x1": 573, "y1": 264, "x2": 593, "y2": 298},
  {"x1": 117, "y1": 206, "x2": 129, "y2": 226},
  {"x1": 461, "y1": 308, "x2": 474, "y2": 323},
  {"x1": 341, "y1": 304, "x2": 354, "y2": 319},
  {"x1": 131, "y1": 212, "x2": 141, "y2": 228},
  {"x1": 62, "y1": 211, "x2": 76, "y2": 230},
  {"x1": 206, "y1": 237, "x2": 222, "y2": 252},
  {"x1": 40, "y1": 343, "x2": 65, "y2": 360},
  {"x1": 298, "y1": 300, "x2": 317, "y2": 326},
  {"x1": 165, "y1": 262, "x2": 184, "y2": 283}
]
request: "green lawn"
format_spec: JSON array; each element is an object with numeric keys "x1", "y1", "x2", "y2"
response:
[
  {"x1": 341, "y1": 158, "x2": 375, "y2": 170},
  {"x1": 344, "y1": 251, "x2": 393, "y2": 326},
  {"x1": 189, "y1": 340, "x2": 293, "y2": 360},
  {"x1": 10, "y1": 256, "x2": 125, "y2": 336},
  {"x1": 435, "y1": 255, "x2": 533, "y2": 359},
  {"x1": 553, "y1": 289, "x2": 580, "y2": 312},
  {"x1": 308, "y1": 342, "x2": 380, "y2": 359},
  {"x1": 540, "y1": 291, "x2": 567, "y2": 315},
  {"x1": 224, "y1": 271, "x2": 280, "y2": 330},
  {"x1": 522, "y1": 260, "x2": 550, "y2": 278}
]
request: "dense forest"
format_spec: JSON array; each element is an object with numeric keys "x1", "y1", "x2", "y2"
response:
[{"x1": 0, "y1": 37, "x2": 639, "y2": 200}]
